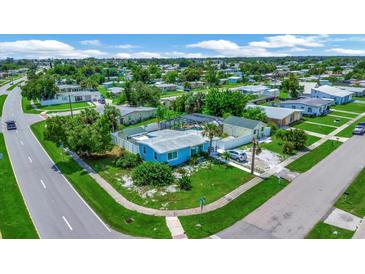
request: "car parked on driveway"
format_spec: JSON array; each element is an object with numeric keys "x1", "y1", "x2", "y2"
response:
[
  {"x1": 5, "y1": 120, "x2": 17, "y2": 130},
  {"x1": 227, "y1": 149, "x2": 247, "y2": 162}
]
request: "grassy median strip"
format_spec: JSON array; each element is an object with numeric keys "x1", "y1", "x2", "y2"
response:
[
  {"x1": 287, "y1": 140, "x2": 342, "y2": 173},
  {"x1": 21, "y1": 96, "x2": 42, "y2": 114},
  {"x1": 0, "y1": 133, "x2": 39, "y2": 238},
  {"x1": 0, "y1": 94, "x2": 7, "y2": 117},
  {"x1": 7, "y1": 81, "x2": 23, "y2": 91},
  {"x1": 179, "y1": 176, "x2": 289, "y2": 239},
  {"x1": 306, "y1": 222, "x2": 354, "y2": 239},
  {"x1": 31, "y1": 121, "x2": 170, "y2": 238},
  {"x1": 335, "y1": 167, "x2": 365, "y2": 218}
]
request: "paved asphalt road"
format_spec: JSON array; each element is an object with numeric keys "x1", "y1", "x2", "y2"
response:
[
  {"x1": 1, "y1": 84, "x2": 130, "y2": 238},
  {"x1": 218, "y1": 135, "x2": 365, "y2": 239}
]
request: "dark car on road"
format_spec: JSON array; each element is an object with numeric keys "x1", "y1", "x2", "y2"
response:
[{"x1": 5, "y1": 120, "x2": 17, "y2": 130}]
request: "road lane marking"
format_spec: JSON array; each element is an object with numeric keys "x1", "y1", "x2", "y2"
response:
[
  {"x1": 40, "y1": 179, "x2": 46, "y2": 189},
  {"x1": 20, "y1": 140, "x2": 24, "y2": 146},
  {"x1": 62, "y1": 216, "x2": 73, "y2": 231},
  {"x1": 28, "y1": 156, "x2": 32, "y2": 163},
  {"x1": 29, "y1": 127, "x2": 112, "y2": 233}
]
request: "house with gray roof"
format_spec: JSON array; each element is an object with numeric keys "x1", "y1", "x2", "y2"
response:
[
  {"x1": 311, "y1": 85, "x2": 353, "y2": 104},
  {"x1": 115, "y1": 105, "x2": 157, "y2": 125},
  {"x1": 223, "y1": 115, "x2": 270, "y2": 139},
  {"x1": 335, "y1": 86, "x2": 365, "y2": 97},
  {"x1": 247, "y1": 105, "x2": 303, "y2": 127},
  {"x1": 279, "y1": 97, "x2": 332, "y2": 116}
]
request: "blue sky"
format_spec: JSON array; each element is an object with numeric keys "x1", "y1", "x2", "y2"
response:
[{"x1": 1, "y1": 34, "x2": 365, "y2": 59}]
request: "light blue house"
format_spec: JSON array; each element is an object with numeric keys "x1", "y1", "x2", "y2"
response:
[
  {"x1": 137, "y1": 130, "x2": 209, "y2": 166},
  {"x1": 311, "y1": 85, "x2": 353, "y2": 105},
  {"x1": 227, "y1": 76, "x2": 241, "y2": 84},
  {"x1": 279, "y1": 97, "x2": 332, "y2": 116}
]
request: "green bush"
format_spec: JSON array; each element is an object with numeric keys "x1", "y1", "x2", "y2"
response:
[
  {"x1": 283, "y1": 141, "x2": 295, "y2": 154},
  {"x1": 114, "y1": 153, "x2": 142, "y2": 169},
  {"x1": 178, "y1": 175, "x2": 192, "y2": 191},
  {"x1": 189, "y1": 154, "x2": 199, "y2": 165},
  {"x1": 132, "y1": 162, "x2": 175, "y2": 186}
]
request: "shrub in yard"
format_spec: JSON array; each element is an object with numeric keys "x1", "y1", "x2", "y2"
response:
[
  {"x1": 283, "y1": 141, "x2": 295, "y2": 154},
  {"x1": 132, "y1": 162, "x2": 175, "y2": 186},
  {"x1": 114, "y1": 153, "x2": 142, "y2": 169},
  {"x1": 287, "y1": 128, "x2": 307, "y2": 150},
  {"x1": 178, "y1": 175, "x2": 192, "y2": 191}
]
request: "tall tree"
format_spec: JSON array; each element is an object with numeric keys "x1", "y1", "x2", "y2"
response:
[
  {"x1": 282, "y1": 73, "x2": 300, "y2": 98},
  {"x1": 202, "y1": 123, "x2": 223, "y2": 155},
  {"x1": 103, "y1": 104, "x2": 121, "y2": 132}
]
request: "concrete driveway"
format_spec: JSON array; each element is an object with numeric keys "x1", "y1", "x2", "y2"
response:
[{"x1": 218, "y1": 135, "x2": 365, "y2": 239}]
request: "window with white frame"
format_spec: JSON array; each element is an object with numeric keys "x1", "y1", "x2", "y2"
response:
[{"x1": 167, "y1": 151, "x2": 178, "y2": 161}]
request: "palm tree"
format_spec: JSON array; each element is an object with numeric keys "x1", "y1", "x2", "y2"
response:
[{"x1": 202, "y1": 123, "x2": 223, "y2": 156}]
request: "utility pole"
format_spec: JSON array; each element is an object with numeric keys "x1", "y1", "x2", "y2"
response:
[
  {"x1": 251, "y1": 137, "x2": 256, "y2": 175},
  {"x1": 68, "y1": 95, "x2": 74, "y2": 118}
]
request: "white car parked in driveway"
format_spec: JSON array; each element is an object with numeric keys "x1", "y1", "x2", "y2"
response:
[{"x1": 227, "y1": 150, "x2": 247, "y2": 162}]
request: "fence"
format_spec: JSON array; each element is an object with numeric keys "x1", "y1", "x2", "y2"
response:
[{"x1": 112, "y1": 134, "x2": 140, "y2": 154}]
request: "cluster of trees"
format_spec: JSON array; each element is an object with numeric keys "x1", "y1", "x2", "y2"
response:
[
  {"x1": 124, "y1": 81, "x2": 160, "y2": 107},
  {"x1": 172, "y1": 92, "x2": 206, "y2": 113},
  {"x1": 44, "y1": 107, "x2": 120, "y2": 157},
  {"x1": 276, "y1": 128, "x2": 307, "y2": 154},
  {"x1": 21, "y1": 73, "x2": 59, "y2": 100},
  {"x1": 281, "y1": 73, "x2": 301, "y2": 99},
  {"x1": 204, "y1": 88, "x2": 249, "y2": 117}
]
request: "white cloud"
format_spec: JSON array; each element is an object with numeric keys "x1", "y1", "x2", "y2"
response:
[
  {"x1": 327, "y1": 48, "x2": 365, "y2": 55},
  {"x1": 115, "y1": 51, "x2": 206, "y2": 59},
  {"x1": 249, "y1": 35, "x2": 324, "y2": 48},
  {"x1": 187, "y1": 40, "x2": 241, "y2": 51},
  {"x1": 186, "y1": 39, "x2": 288, "y2": 57},
  {"x1": 0, "y1": 39, "x2": 108, "y2": 59},
  {"x1": 115, "y1": 44, "x2": 138, "y2": 49},
  {"x1": 80, "y1": 40, "x2": 101, "y2": 46}
]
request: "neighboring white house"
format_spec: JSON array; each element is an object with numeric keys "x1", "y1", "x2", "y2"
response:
[
  {"x1": 230, "y1": 85, "x2": 279, "y2": 97},
  {"x1": 300, "y1": 82, "x2": 317, "y2": 96},
  {"x1": 116, "y1": 106, "x2": 157, "y2": 125},
  {"x1": 57, "y1": 84, "x2": 82, "y2": 93},
  {"x1": 154, "y1": 83, "x2": 177, "y2": 92},
  {"x1": 247, "y1": 104, "x2": 303, "y2": 127},
  {"x1": 217, "y1": 115, "x2": 271, "y2": 150},
  {"x1": 40, "y1": 90, "x2": 102, "y2": 106},
  {"x1": 108, "y1": 87, "x2": 123, "y2": 95}
]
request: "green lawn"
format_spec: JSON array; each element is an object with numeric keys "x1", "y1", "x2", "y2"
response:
[
  {"x1": 336, "y1": 117, "x2": 365, "y2": 138},
  {"x1": 279, "y1": 91, "x2": 289, "y2": 99},
  {"x1": 261, "y1": 135, "x2": 320, "y2": 157},
  {"x1": 31, "y1": 121, "x2": 171, "y2": 238},
  {"x1": 292, "y1": 121, "x2": 336, "y2": 135},
  {"x1": 287, "y1": 140, "x2": 342, "y2": 173},
  {"x1": 179, "y1": 176, "x2": 289, "y2": 238},
  {"x1": 34, "y1": 102, "x2": 94, "y2": 112},
  {"x1": 303, "y1": 115, "x2": 350, "y2": 127},
  {"x1": 306, "y1": 222, "x2": 354, "y2": 239},
  {"x1": 335, "y1": 167, "x2": 365, "y2": 218},
  {"x1": 21, "y1": 96, "x2": 42, "y2": 114},
  {"x1": 0, "y1": 95, "x2": 7, "y2": 116},
  {"x1": 0, "y1": 133, "x2": 38, "y2": 239},
  {"x1": 329, "y1": 111, "x2": 358, "y2": 118},
  {"x1": 332, "y1": 102, "x2": 365, "y2": 113},
  {"x1": 353, "y1": 96, "x2": 365, "y2": 102},
  {"x1": 87, "y1": 157, "x2": 254, "y2": 210}
]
